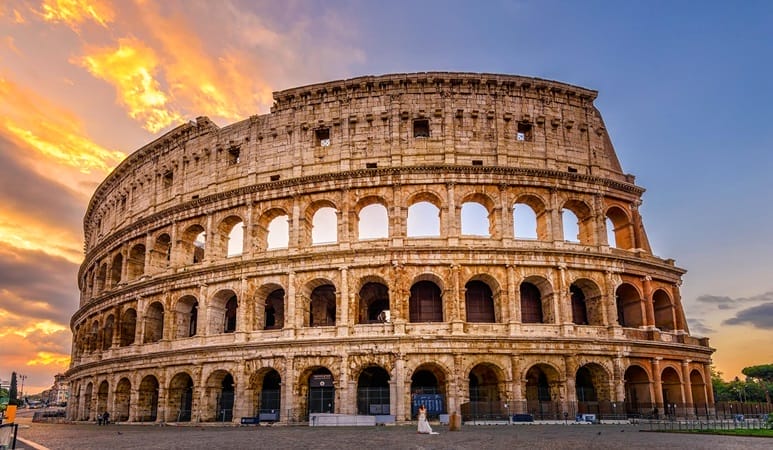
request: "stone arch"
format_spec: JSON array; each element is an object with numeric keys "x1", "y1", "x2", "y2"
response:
[
  {"x1": 468, "y1": 362, "x2": 506, "y2": 403},
  {"x1": 168, "y1": 371, "x2": 195, "y2": 422},
  {"x1": 570, "y1": 278, "x2": 604, "y2": 326},
  {"x1": 520, "y1": 275, "x2": 554, "y2": 324},
  {"x1": 460, "y1": 192, "x2": 497, "y2": 238},
  {"x1": 410, "y1": 362, "x2": 450, "y2": 418},
  {"x1": 114, "y1": 377, "x2": 131, "y2": 422},
  {"x1": 690, "y1": 369, "x2": 708, "y2": 408},
  {"x1": 513, "y1": 193, "x2": 549, "y2": 240},
  {"x1": 624, "y1": 365, "x2": 652, "y2": 415},
  {"x1": 83, "y1": 381, "x2": 93, "y2": 421},
  {"x1": 561, "y1": 199, "x2": 594, "y2": 244},
  {"x1": 150, "y1": 232, "x2": 172, "y2": 273},
  {"x1": 616, "y1": 283, "x2": 644, "y2": 328},
  {"x1": 356, "y1": 365, "x2": 391, "y2": 415},
  {"x1": 88, "y1": 319, "x2": 100, "y2": 353},
  {"x1": 96, "y1": 380, "x2": 109, "y2": 419},
  {"x1": 409, "y1": 277, "x2": 443, "y2": 323},
  {"x1": 109, "y1": 252, "x2": 123, "y2": 288},
  {"x1": 143, "y1": 301, "x2": 164, "y2": 343},
  {"x1": 126, "y1": 243, "x2": 146, "y2": 281},
  {"x1": 203, "y1": 370, "x2": 235, "y2": 422},
  {"x1": 137, "y1": 375, "x2": 159, "y2": 422},
  {"x1": 180, "y1": 223, "x2": 206, "y2": 265},
  {"x1": 256, "y1": 283, "x2": 285, "y2": 330},
  {"x1": 661, "y1": 366, "x2": 684, "y2": 407},
  {"x1": 95, "y1": 262, "x2": 107, "y2": 294},
  {"x1": 217, "y1": 214, "x2": 245, "y2": 258},
  {"x1": 210, "y1": 289, "x2": 238, "y2": 334},
  {"x1": 256, "y1": 207, "x2": 290, "y2": 250},
  {"x1": 102, "y1": 314, "x2": 115, "y2": 350},
  {"x1": 308, "y1": 283, "x2": 336, "y2": 327},
  {"x1": 249, "y1": 368, "x2": 281, "y2": 417},
  {"x1": 653, "y1": 289, "x2": 676, "y2": 331},
  {"x1": 605, "y1": 205, "x2": 634, "y2": 249},
  {"x1": 298, "y1": 366, "x2": 336, "y2": 417},
  {"x1": 354, "y1": 196, "x2": 389, "y2": 240},
  {"x1": 576, "y1": 362, "x2": 612, "y2": 406},
  {"x1": 524, "y1": 363, "x2": 562, "y2": 419},
  {"x1": 465, "y1": 279, "x2": 495, "y2": 323},
  {"x1": 406, "y1": 191, "x2": 444, "y2": 237},
  {"x1": 357, "y1": 280, "x2": 390, "y2": 324},
  {"x1": 173, "y1": 295, "x2": 199, "y2": 338},
  {"x1": 305, "y1": 199, "x2": 338, "y2": 246}
]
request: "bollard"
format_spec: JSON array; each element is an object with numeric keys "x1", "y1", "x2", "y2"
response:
[
  {"x1": 449, "y1": 411, "x2": 461, "y2": 431},
  {"x1": 4, "y1": 406, "x2": 16, "y2": 424}
]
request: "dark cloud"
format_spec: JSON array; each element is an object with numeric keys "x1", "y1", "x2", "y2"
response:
[
  {"x1": 0, "y1": 242, "x2": 80, "y2": 324},
  {"x1": 687, "y1": 318, "x2": 715, "y2": 335},
  {"x1": 0, "y1": 135, "x2": 85, "y2": 231},
  {"x1": 722, "y1": 303, "x2": 773, "y2": 329},
  {"x1": 695, "y1": 292, "x2": 773, "y2": 310}
]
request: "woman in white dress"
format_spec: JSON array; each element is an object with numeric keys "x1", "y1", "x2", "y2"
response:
[{"x1": 417, "y1": 405, "x2": 437, "y2": 434}]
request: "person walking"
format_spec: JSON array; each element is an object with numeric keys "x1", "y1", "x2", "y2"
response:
[{"x1": 417, "y1": 405, "x2": 438, "y2": 434}]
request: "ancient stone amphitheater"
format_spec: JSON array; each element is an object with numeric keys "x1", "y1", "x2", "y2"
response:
[{"x1": 67, "y1": 72, "x2": 714, "y2": 424}]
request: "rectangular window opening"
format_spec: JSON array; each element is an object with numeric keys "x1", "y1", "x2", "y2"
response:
[
  {"x1": 568, "y1": 166, "x2": 578, "y2": 173},
  {"x1": 315, "y1": 128, "x2": 331, "y2": 147},
  {"x1": 366, "y1": 162, "x2": 378, "y2": 169},
  {"x1": 228, "y1": 147, "x2": 240, "y2": 164},
  {"x1": 163, "y1": 171, "x2": 173, "y2": 188},
  {"x1": 517, "y1": 122, "x2": 533, "y2": 141},
  {"x1": 413, "y1": 119, "x2": 430, "y2": 138},
  {"x1": 472, "y1": 160, "x2": 483, "y2": 166},
  {"x1": 270, "y1": 174, "x2": 281, "y2": 181}
]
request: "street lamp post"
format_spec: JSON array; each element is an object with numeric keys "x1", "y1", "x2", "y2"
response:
[{"x1": 19, "y1": 374, "x2": 27, "y2": 401}]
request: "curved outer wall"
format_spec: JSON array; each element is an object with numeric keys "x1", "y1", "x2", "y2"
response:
[{"x1": 68, "y1": 73, "x2": 713, "y2": 423}]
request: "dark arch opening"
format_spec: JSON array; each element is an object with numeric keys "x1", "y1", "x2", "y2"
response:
[
  {"x1": 465, "y1": 281, "x2": 495, "y2": 323},
  {"x1": 357, "y1": 366, "x2": 390, "y2": 415}
]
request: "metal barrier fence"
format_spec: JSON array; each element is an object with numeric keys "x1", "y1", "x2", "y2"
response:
[
  {"x1": 0, "y1": 423, "x2": 18, "y2": 450},
  {"x1": 646, "y1": 417, "x2": 771, "y2": 432}
]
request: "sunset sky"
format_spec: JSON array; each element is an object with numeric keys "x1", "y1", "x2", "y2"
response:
[{"x1": 1, "y1": 0, "x2": 771, "y2": 394}]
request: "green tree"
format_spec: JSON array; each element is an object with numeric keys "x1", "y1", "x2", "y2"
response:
[
  {"x1": 742, "y1": 364, "x2": 773, "y2": 403},
  {"x1": 9, "y1": 372, "x2": 17, "y2": 401}
]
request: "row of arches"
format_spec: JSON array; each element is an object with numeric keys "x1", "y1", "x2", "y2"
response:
[
  {"x1": 82, "y1": 192, "x2": 642, "y2": 301},
  {"x1": 73, "y1": 274, "x2": 682, "y2": 358},
  {"x1": 69, "y1": 359, "x2": 711, "y2": 423}
]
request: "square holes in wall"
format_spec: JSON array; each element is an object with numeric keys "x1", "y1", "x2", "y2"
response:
[
  {"x1": 163, "y1": 171, "x2": 173, "y2": 188},
  {"x1": 516, "y1": 122, "x2": 533, "y2": 141},
  {"x1": 228, "y1": 146, "x2": 241, "y2": 165},
  {"x1": 270, "y1": 174, "x2": 281, "y2": 181},
  {"x1": 315, "y1": 128, "x2": 331, "y2": 147},
  {"x1": 472, "y1": 160, "x2": 483, "y2": 166},
  {"x1": 413, "y1": 119, "x2": 430, "y2": 138},
  {"x1": 366, "y1": 162, "x2": 378, "y2": 169}
]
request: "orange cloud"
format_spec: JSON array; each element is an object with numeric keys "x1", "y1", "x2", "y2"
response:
[
  {"x1": 0, "y1": 215, "x2": 82, "y2": 265},
  {"x1": 76, "y1": 37, "x2": 183, "y2": 132},
  {"x1": 39, "y1": 0, "x2": 114, "y2": 28}
]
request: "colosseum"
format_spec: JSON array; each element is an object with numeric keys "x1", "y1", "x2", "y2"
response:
[{"x1": 67, "y1": 72, "x2": 715, "y2": 425}]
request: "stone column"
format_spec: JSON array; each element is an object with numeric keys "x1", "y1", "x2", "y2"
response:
[
  {"x1": 119, "y1": 245, "x2": 129, "y2": 285},
  {"x1": 702, "y1": 364, "x2": 715, "y2": 405},
  {"x1": 244, "y1": 202, "x2": 254, "y2": 258},
  {"x1": 446, "y1": 182, "x2": 457, "y2": 244},
  {"x1": 143, "y1": 232, "x2": 153, "y2": 276},
  {"x1": 135, "y1": 296, "x2": 146, "y2": 345},
  {"x1": 550, "y1": 189, "x2": 562, "y2": 242},
  {"x1": 450, "y1": 264, "x2": 462, "y2": 325},
  {"x1": 499, "y1": 184, "x2": 513, "y2": 242},
  {"x1": 565, "y1": 356, "x2": 578, "y2": 404},
  {"x1": 392, "y1": 355, "x2": 405, "y2": 421},
  {"x1": 556, "y1": 265, "x2": 571, "y2": 324},
  {"x1": 642, "y1": 276, "x2": 655, "y2": 328},
  {"x1": 614, "y1": 355, "x2": 626, "y2": 402},
  {"x1": 508, "y1": 265, "x2": 520, "y2": 325},
  {"x1": 290, "y1": 195, "x2": 301, "y2": 250},
  {"x1": 338, "y1": 266, "x2": 349, "y2": 336},
  {"x1": 129, "y1": 386, "x2": 140, "y2": 422},
  {"x1": 233, "y1": 363, "x2": 249, "y2": 421},
  {"x1": 203, "y1": 213, "x2": 214, "y2": 263},
  {"x1": 285, "y1": 271, "x2": 297, "y2": 334},
  {"x1": 157, "y1": 385, "x2": 168, "y2": 423},
  {"x1": 652, "y1": 358, "x2": 663, "y2": 408},
  {"x1": 681, "y1": 360, "x2": 694, "y2": 415},
  {"x1": 605, "y1": 270, "x2": 619, "y2": 327},
  {"x1": 339, "y1": 189, "x2": 350, "y2": 248},
  {"x1": 198, "y1": 284, "x2": 209, "y2": 336},
  {"x1": 236, "y1": 277, "x2": 248, "y2": 334},
  {"x1": 282, "y1": 356, "x2": 295, "y2": 422}
]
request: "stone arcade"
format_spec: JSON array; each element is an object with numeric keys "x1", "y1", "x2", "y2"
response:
[{"x1": 67, "y1": 72, "x2": 714, "y2": 424}]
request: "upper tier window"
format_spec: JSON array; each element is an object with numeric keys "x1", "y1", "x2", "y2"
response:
[{"x1": 413, "y1": 119, "x2": 429, "y2": 138}]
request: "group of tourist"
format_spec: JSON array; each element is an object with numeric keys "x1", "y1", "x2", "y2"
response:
[{"x1": 96, "y1": 411, "x2": 110, "y2": 425}]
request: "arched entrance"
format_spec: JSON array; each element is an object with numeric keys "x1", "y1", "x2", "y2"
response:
[
  {"x1": 524, "y1": 364, "x2": 561, "y2": 419},
  {"x1": 83, "y1": 382, "x2": 93, "y2": 421},
  {"x1": 203, "y1": 370, "x2": 235, "y2": 422},
  {"x1": 218, "y1": 374, "x2": 235, "y2": 422},
  {"x1": 616, "y1": 284, "x2": 644, "y2": 327},
  {"x1": 409, "y1": 281, "x2": 443, "y2": 322},
  {"x1": 575, "y1": 364, "x2": 611, "y2": 416},
  {"x1": 168, "y1": 372, "x2": 194, "y2": 422},
  {"x1": 624, "y1": 365, "x2": 653, "y2": 417},
  {"x1": 250, "y1": 369, "x2": 281, "y2": 419},
  {"x1": 465, "y1": 363, "x2": 504, "y2": 420},
  {"x1": 307, "y1": 367, "x2": 335, "y2": 415},
  {"x1": 411, "y1": 364, "x2": 447, "y2": 418},
  {"x1": 661, "y1": 367, "x2": 683, "y2": 415},
  {"x1": 96, "y1": 381, "x2": 109, "y2": 418},
  {"x1": 465, "y1": 281, "x2": 495, "y2": 323},
  {"x1": 358, "y1": 282, "x2": 390, "y2": 323},
  {"x1": 357, "y1": 366, "x2": 390, "y2": 415},
  {"x1": 690, "y1": 369, "x2": 708, "y2": 415},
  {"x1": 114, "y1": 378, "x2": 131, "y2": 421},
  {"x1": 137, "y1": 375, "x2": 159, "y2": 422}
]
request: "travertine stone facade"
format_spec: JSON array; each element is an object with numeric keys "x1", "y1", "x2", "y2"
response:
[{"x1": 67, "y1": 73, "x2": 713, "y2": 424}]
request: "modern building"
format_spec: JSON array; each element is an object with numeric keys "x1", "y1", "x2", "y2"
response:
[{"x1": 66, "y1": 72, "x2": 714, "y2": 423}]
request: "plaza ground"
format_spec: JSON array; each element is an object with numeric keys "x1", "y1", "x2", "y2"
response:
[{"x1": 9, "y1": 413, "x2": 767, "y2": 449}]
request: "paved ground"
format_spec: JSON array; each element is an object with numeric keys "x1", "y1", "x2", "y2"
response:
[{"x1": 8, "y1": 414, "x2": 767, "y2": 449}]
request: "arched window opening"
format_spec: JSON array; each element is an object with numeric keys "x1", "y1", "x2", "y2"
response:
[
  {"x1": 259, "y1": 370, "x2": 282, "y2": 416},
  {"x1": 513, "y1": 203, "x2": 538, "y2": 239},
  {"x1": 357, "y1": 366, "x2": 390, "y2": 415},
  {"x1": 114, "y1": 378, "x2": 131, "y2": 422},
  {"x1": 690, "y1": 370, "x2": 707, "y2": 408},
  {"x1": 89, "y1": 321, "x2": 100, "y2": 352},
  {"x1": 623, "y1": 365, "x2": 651, "y2": 415},
  {"x1": 193, "y1": 231, "x2": 206, "y2": 263},
  {"x1": 616, "y1": 284, "x2": 643, "y2": 328},
  {"x1": 410, "y1": 366, "x2": 447, "y2": 418},
  {"x1": 174, "y1": 296, "x2": 198, "y2": 338},
  {"x1": 606, "y1": 217, "x2": 617, "y2": 248},
  {"x1": 224, "y1": 296, "x2": 238, "y2": 333},
  {"x1": 138, "y1": 376, "x2": 159, "y2": 422},
  {"x1": 127, "y1": 244, "x2": 146, "y2": 281},
  {"x1": 264, "y1": 289, "x2": 285, "y2": 330},
  {"x1": 95, "y1": 263, "x2": 107, "y2": 294},
  {"x1": 308, "y1": 368, "x2": 335, "y2": 414},
  {"x1": 168, "y1": 373, "x2": 194, "y2": 422},
  {"x1": 217, "y1": 374, "x2": 235, "y2": 422},
  {"x1": 151, "y1": 233, "x2": 171, "y2": 271},
  {"x1": 226, "y1": 221, "x2": 244, "y2": 257},
  {"x1": 653, "y1": 290, "x2": 675, "y2": 331},
  {"x1": 520, "y1": 282, "x2": 543, "y2": 323},
  {"x1": 570, "y1": 284, "x2": 588, "y2": 325},
  {"x1": 525, "y1": 366, "x2": 553, "y2": 406},
  {"x1": 661, "y1": 367, "x2": 683, "y2": 406},
  {"x1": 358, "y1": 204, "x2": 389, "y2": 240},
  {"x1": 409, "y1": 280, "x2": 443, "y2": 322},
  {"x1": 469, "y1": 364, "x2": 501, "y2": 403},
  {"x1": 119, "y1": 309, "x2": 136, "y2": 347},
  {"x1": 465, "y1": 280, "x2": 495, "y2": 323},
  {"x1": 562, "y1": 209, "x2": 580, "y2": 243},
  {"x1": 461, "y1": 202, "x2": 490, "y2": 237},
  {"x1": 575, "y1": 367, "x2": 597, "y2": 402},
  {"x1": 102, "y1": 315, "x2": 114, "y2": 350},
  {"x1": 143, "y1": 301, "x2": 164, "y2": 343},
  {"x1": 407, "y1": 201, "x2": 440, "y2": 237},
  {"x1": 267, "y1": 215, "x2": 289, "y2": 249},
  {"x1": 312, "y1": 207, "x2": 338, "y2": 244},
  {"x1": 110, "y1": 253, "x2": 123, "y2": 287},
  {"x1": 358, "y1": 282, "x2": 390, "y2": 324},
  {"x1": 310, "y1": 285, "x2": 336, "y2": 326}
]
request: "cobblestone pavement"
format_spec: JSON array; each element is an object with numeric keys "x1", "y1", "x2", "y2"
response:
[{"x1": 14, "y1": 420, "x2": 766, "y2": 450}]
